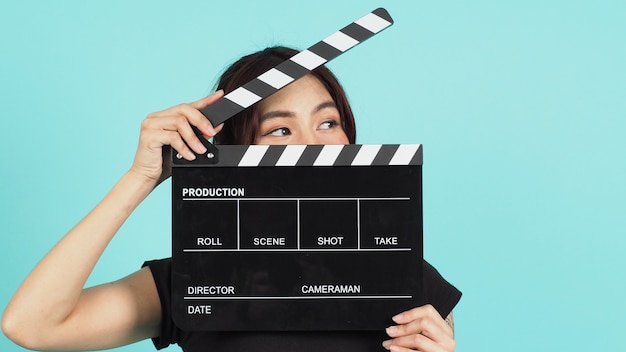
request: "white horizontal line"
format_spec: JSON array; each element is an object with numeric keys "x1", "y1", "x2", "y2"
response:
[
  {"x1": 183, "y1": 248, "x2": 412, "y2": 253},
  {"x1": 184, "y1": 295, "x2": 412, "y2": 300},
  {"x1": 182, "y1": 197, "x2": 410, "y2": 201}
]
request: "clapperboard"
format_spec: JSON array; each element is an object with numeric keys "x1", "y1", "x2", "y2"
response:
[{"x1": 171, "y1": 8, "x2": 425, "y2": 331}]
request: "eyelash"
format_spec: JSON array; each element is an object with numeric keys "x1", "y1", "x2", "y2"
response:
[
  {"x1": 320, "y1": 120, "x2": 339, "y2": 129},
  {"x1": 262, "y1": 119, "x2": 341, "y2": 137},
  {"x1": 265, "y1": 127, "x2": 291, "y2": 137}
]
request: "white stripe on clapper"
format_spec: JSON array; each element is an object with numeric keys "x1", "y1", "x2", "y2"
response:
[
  {"x1": 257, "y1": 68, "x2": 294, "y2": 89},
  {"x1": 389, "y1": 144, "x2": 420, "y2": 165},
  {"x1": 313, "y1": 145, "x2": 345, "y2": 166},
  {"x1": 355, "y1": 12, "x2": 392, "y2": 33},
  {"x1": 276, "y1": 145, "x2": 307, "y2": 166},
  {"x1": 323, "y1": 31, "x2": 359, "y2": 52},
  {"x1": 290, "y1": 50, "x2": 327, "y2": 70},
  {"x1": 239, "y1": 145, "x2": 269, "y2": 167},
  {"x1": 352, "y1": 144, "x2": 382, "y2": 166},
  {"x1": 225, "y1": 87, "x2": 262, "y2": 108}
]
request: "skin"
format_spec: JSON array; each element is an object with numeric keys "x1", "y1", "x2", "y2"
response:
[
  {"x1": 255, "y1": 75, "x2": 349, "y2": 145},
  {"x1": 2, "y1": 74, "x2": 455, "y2": 352}
]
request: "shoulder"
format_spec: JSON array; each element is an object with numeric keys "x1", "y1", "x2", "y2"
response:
[
  {"x1": 142, "y1": 258, "x2": 180, "y2": 348},
  {"x1": 143, "y1": 258, "x2": 172, "y2": 277}
]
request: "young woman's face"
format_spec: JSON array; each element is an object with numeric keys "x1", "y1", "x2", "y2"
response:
[{"x1": 254, "y1": 74, "x2": 350, "y2": 145}]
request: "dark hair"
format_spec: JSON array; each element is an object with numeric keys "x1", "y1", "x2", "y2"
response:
[{"x1": 213, "y1": 46, "x2": 356, "y2": 145}]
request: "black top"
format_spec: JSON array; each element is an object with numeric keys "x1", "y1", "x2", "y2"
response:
[{"x1": 143, "y1": 258, "x2": 460, "y2": 352}]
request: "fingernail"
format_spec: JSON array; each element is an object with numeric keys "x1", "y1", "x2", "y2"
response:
[
  {"x1": 382, "y1": 340, "x2": 392, "y2": 349},
  {"x1": 392, "y1": 313, "x2": 403, "y2": 323},
  {"x1": 386, "y1": 326, "x2": 398, "y2": 336},
  {"x1": 196, "y1": 142, "x2": 207, "y2": 153}
]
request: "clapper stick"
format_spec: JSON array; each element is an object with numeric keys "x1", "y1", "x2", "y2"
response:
[{"x1": 200, "y1": 8, "x2": 394, "y2": 127}]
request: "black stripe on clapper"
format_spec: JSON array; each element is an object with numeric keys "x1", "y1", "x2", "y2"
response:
[
  {"x1": 333, "y1": 145, "x2": 362, "y2": 166},
  {"x1": 408, "y1": 146, "x2": 423, "y2": 165},
  {"x1": 372, "y1": 7, "x2": 393, "y2": 23},
  {"x1": 243, "y1": 79, "x2": 277, "y2": 100},
  {"x1": 371, "y1": 144, "x2": 400, "y2": 166},
  {"x1": 308, "y1": 41, "x2": 342, "y2": 62},
  {"x1": 340, "y1": 22, "x2": 374, "y2": 42},
  {"x1": 296, "y1": 145, "x2": 324, "y2": 166},
  {"x1": 274, "y1": 60, "x2": 310, "y2": 81},
  {"x1": 214, "y1": 145, "x2": 249, "y2": 167},
  {"x1": 200, "y1": 98, "x2": 243, "y2": 126},
  {"x1": 258, "y1": 145, "x2": 287, "y2": 167}
]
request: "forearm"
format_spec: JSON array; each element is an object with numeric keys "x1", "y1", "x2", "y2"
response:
[
  {"x1": 3, "y1": 170, "x2": 156, "y2": 332},
  {"x1": 3, "y1": 92, "x2": 222, "y2": 349}
]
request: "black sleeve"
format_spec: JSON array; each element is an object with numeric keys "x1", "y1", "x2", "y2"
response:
[
  {"x1": 142, "y1": 258, "x2": 179, "y2": 350},
  {"x1": 422, "y1": 260, "x2": 462, "y2": 318}
]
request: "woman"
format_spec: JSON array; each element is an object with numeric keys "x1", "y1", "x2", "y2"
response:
[{"x1": 3, "y1": 47, "x2": 460, "y2": 352}]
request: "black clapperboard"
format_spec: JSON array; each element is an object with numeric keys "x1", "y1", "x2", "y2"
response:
[{"x1": 171, "y1": 8, "x2": 425, "y2": 331}]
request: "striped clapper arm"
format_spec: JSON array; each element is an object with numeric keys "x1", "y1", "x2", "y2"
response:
[
  {"x1": 173, "y1": 143, "x2": 422, "y2": 167},
  {"x1": 171, "y1": 144, "x2": 425, "y2": 331},
  {"x1": 200, "y1": 8, "x2": 393, "y2": 126}
]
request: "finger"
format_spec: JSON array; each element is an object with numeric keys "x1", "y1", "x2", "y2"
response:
[
  {"x1": 189, "y1": 89, "x2": 224, "y2": 110},
  {"x1": 169, "y1": 103, "x2": 218, "y2": 139},
  {"x1": 170, "y1": 112, "x2": 209, "y2": 154},
  {"x1": 161, "y1": 130, "x2": 196, "y2": 161},
  {"x1": 143, "y1": 113, "x2": 207, "y2": 155},
  {"x1": 189, "y1": 90, "x2": 225, "y2": 135},
  {"x1": 393, "y1": 305, "x2": 451, "y2": 337},
  {"x1": 387, "y1": 309, "x2": 453, "y2": 343},
  {"x1": 386, "y1": 334, "x2": 440, "y2": 352},
  {"x1": 387, "y1": 319, "x2": 452, "y2": 342},
  {"x1": 146, "y1": 91, "x2": 224, "y2": 138},
  {"x1": 386, "y1": 325, "x2": 454, "y2": 352},
  {"x1": 199, "y1": 122, "x2": 224, "y2": 139},
  {"x1": 392, "y1": 305, "x2": 439, "y2": 325}
]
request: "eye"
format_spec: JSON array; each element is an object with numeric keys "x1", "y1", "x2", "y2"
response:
[
  {"x1": 264, "y1": 127, "x2": 291, "y2": 137},
  {"x1": 319, "y1": 120, "x2": 340, "y2": 130}
]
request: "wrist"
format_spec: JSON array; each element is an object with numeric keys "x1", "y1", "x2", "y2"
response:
[
  {"x1": 126, "y1": 168, "x2": 160, "y2": 189},
  {"x1": 113, "y1": 169, "x2": 161, "y2": 209}
]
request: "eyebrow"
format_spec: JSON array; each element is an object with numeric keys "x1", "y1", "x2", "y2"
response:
[{"x1": 259, "y1": 101, "x2": 337, "y2": 123}]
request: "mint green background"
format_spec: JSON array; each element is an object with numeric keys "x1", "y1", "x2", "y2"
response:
[{"x1": 1, "y1": 1, "x2": 625, "y2": 351}]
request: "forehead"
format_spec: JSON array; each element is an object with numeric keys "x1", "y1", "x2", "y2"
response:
[{"x1": 258, "y1": 74, "x2": 333, "y2": 113}]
